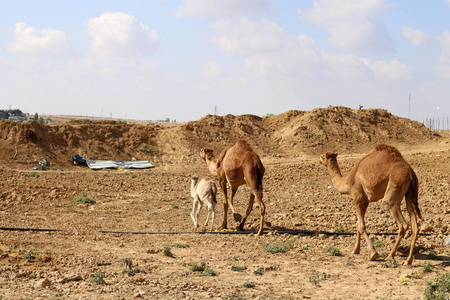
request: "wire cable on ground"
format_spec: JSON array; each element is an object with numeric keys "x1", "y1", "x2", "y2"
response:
[{"x1": 0, "y1": 227, "x2": 439, "y2": 236}]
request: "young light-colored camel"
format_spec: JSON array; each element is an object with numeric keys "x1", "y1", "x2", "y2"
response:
[
  {"x1": 190, "y1": 176, "x2": 217, "y2": 232},
  {"x1": 320, "y1": 144, "x2": 422, "y2": 264},
  {"x1": 200, "y1": 139, "x2": 266, "y2": 236}
]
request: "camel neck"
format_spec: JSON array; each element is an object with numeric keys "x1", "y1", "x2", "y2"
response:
[
  {"x1": 328, "y1": 159, "x2": 350, "y2": 194},
  {"x1": 206, "y1": 158, "x2": 219, "y2": 176}
]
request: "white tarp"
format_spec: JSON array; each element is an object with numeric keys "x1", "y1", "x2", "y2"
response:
[{"x1": 86, "y1": 160, "x2": 154, "y2": 170}]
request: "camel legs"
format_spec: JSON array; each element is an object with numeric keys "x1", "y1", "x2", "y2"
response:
[
  {"x1": 219, "y1": 178, "x2": 229, "y2": 229},
  {"x1": 229, "y1": 186, "x2": 242, "y2": 222},
  {"x1": 238, "y1": 193, "x2": 254, "y2": 232},
  {"x1": 237, "y1": 189, "x2": 265, "y2": 236},
  {"x1": 190, "y1": 198, "x2": 201, "y2": 228},
  {"x1": 204, "y1": 203, "x2": 211, "y2": 226},
  {"x1": 405, "y1": 196, "x2": 419, "y2": 265},
  {"x1": 207, "y1": 204, "x2": 215, "y2": 232},
  {"x1": 353, "y1": 195, "x2": 378, "y2": 261},
  {"x1": 385, "y1": 191, "x2": 409, "y2": 263}
]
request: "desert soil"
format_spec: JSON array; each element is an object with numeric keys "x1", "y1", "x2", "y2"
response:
[{"x1": 0, "y1": 107, "x2": 449, "y2": 299}]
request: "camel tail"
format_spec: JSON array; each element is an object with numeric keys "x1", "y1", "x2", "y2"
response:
[
  {"x1": 256, "y1": 157, "x2": 265, "y2": 192},
  {"x1": 407, "y1": 170, "x2": 422, "y2": 220}
]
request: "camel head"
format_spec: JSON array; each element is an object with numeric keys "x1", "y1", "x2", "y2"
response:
[
  {"x1": 200, "y1": 148, "x2": 215, "y2": 162},
  {"x1": 320, "y1": 151, "x2": 338, "y2": 166}
]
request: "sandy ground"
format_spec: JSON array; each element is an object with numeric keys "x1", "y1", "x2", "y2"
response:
[{"x1": 0, "y1": 137, "x2": 449, "y2": 299}]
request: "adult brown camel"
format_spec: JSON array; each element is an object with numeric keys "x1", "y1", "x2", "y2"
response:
[
  {"x1": 200, "y1": 139, "x2": 266, "y2": 236},
  {"x1": 320, "y1": 144, "x2": 422, "y2": 265}
]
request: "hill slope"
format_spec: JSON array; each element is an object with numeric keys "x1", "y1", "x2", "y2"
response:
[{"x1": 0, "y1": 107, "x2": 437, "y2": 168}]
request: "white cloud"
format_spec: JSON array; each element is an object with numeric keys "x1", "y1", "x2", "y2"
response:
[
  {"x1": 210, "y1": 18, "x2": 323, "y2": 76},
  {"x1": 298, "y1": 0, "x2": 393, "y2": 53},
  {"x1": 366, "y1": 60, "x2": 413, "y2": 81},
  {"x1": 210, "y1": 18, "x2": 299, "y2": 55},
  {"x1": 85, "y1": 12, "x2": 159, "y2": 57},
  {"x1": 433, "y1": 30, "x2": 450, "y2": 79},
  {"x1": 7, "y1": 22, "x2": 73, "y2": 57},
  {"x1": 201, "y1": 61, "x2": 222, "y2": 77},
  {"x1": 439, "y1": 29, "x2": 450, "y2": 52},
  {"x1": 402, "y1": 26, "x2": 429, "y2": 46},
  {"x1": 174, "y1": 0, "x2": 274, "y2": 17}
]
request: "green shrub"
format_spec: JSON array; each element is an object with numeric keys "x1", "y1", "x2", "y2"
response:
[
  {"x1": 23, "y1": 251, "x2": 35, "y2": 260},
  {"x1": 25, "y1": 172, "x2": 40, "y2": 178},
  {"x1": 188, "y1": 261, "x2": 216, "y2": 276},
  {"x1": 243, "y1": 281, "x2": 255, "y2": 288},
  {"x1": 231, "y1": 265, "x2": 245, "y2": 272},
  {"x1": 73, "y1": 191, "x2": 95, "y2": 204},
  {"x1": 90, "y1": 271, "x2": 106, "y2": 285},
  {"x1": 374, "y1": 240, "x2": 385, "y2": 248},
  {"x1": 253, "y1": 268, "x2": 264, "y2": 275},
  {"x1": 262, "y1": 241, "x2": 293, "y2": 254},
  {"x1": 325, "y1": 245, "x2": 342, "y2": 256},
  {"x1": 163, "y1": 244, "x2": 174, "y2": 257},
  {"x1": 424, "y1": 273, "x2": 450, "y2": 300},
  {"x1": 381, "y1": 259, "x2": 399, "y2": 268},
  {"x1": 422, "y1": 262, "x2": 433, "y2": 273},
  {"x1": 122, "y1": 257, "x2": 134, "y2": 275}
]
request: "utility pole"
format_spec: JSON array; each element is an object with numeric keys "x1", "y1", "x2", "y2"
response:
[
  {"x1": 214, "y1": 106, "x2": 218, "y2": 115},
  {"x1": 408, "y1": 93, "x2": 411, "y2": 119}
]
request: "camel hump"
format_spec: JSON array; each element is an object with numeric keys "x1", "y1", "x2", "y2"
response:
[
  {"x1": 217, "y1": 139, "x2": 254, "y2": 167},
  {"x1": 375, "y1": 144, "x2": 402, "y2": 156}
]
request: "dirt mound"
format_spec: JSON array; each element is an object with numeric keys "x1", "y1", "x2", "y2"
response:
[
  {"x1": 158, "y1": 107, "x2": 436, "y2": 159},
  {"x1": 0, "y1": 120, "x2": 159, "y2": 168},
  {"x1": 265, "y1": 107, "x2": 435, "y2": 155},
  {"x1": 0, "y1": 107, "x2": 438, "y2": 168}
]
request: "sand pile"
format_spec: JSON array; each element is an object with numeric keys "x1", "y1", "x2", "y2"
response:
[{"x1": 0, "y1": 107, "x2": 437, "y2": 168}]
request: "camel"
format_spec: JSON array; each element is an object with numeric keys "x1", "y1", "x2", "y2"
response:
[
  {"x1": 190, "y1": 176, "x2": 217, "y2": 232},
  {"x1": 200, "y1": 139, "x2": 266, "y2": 236},
  {"x1": 320, "y1": 144, "x2": 422, "y2": 265}
]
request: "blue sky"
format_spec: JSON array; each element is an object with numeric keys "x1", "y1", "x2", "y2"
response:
[{"x1": 0, "y1": 0, "x2": 449, "y2": 122}]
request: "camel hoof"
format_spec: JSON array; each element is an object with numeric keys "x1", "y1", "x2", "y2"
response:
[
  {"x1": 369, "y1": 252, "x2": 379, "y2": 261},
  {"x1": 352, "y1": 250, "x2": 360, "y2": 255},
  {"x1": 233, "y1": 213, "x2": 242, "y2": 222}
]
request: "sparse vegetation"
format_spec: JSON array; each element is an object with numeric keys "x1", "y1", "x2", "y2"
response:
[
  {"x1": 163, "y1": 244, "x2": 174, "y2": 257},
  {"x1": 122, "y1": 257, "x2": 134, "y2": 275},
  {"x1": 325, "y1": 245, "x2": 342, "y2": 256},
  {"x1": 424, "y1": 273, "x2": 450, "y2": 300},
  {"x1": 231, "y1": 265, "x2": 245, "y2": 272},
  {"x1": 243, "y1": 281, "x2": 255, "y2": 288},
  {"x1": 381, "y1": 259, "x2": 399, "y2": 268},
  {"x1": 422, "y1": 262, "x2": 433, "y2": 273},
  {"x1": 25, "y1": 172, "x2": 40, "y2": 178},
  {"x1": 309, "y1": 276, "x2": 319, "y2": 286},
  {"x1": 174, "y1": 243, "x2": 189, "y2": 248},
  {"x1": 90, "y1": 271, "x2": 106, "y2": 285},
  {"x1": 23, "y1": 251, "x2": 35, "y2": 260},
  {"x1": 262, "y1": 241, "x2": 293, "y2": 254},
  {"x1": 253, "y1": 268, "x2": 264, "y2": 275},
  {"x1": 73, "y1": 191, "x2": 95, "y2": 204},
  {"x1": 140, "y1": 145, "x2": 153, "y2": 155},
  {"x1": 374, "y1": 240, "x2": 385, "y2": 248},
  {"x1": 336, "y1": 227, "x2": 350, "y2": 233},
  {"x1": 188, "y1": 261, "x2": 216, "y2": 276}
]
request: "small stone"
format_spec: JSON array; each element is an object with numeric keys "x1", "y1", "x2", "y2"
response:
[
  {"x1": 34, "y1": 278, "x2": 51, "y2": 288},
  {"x1": 444, "y1": 236, "x2": 450, "y2": 246}
]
